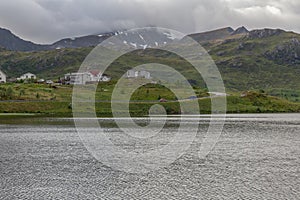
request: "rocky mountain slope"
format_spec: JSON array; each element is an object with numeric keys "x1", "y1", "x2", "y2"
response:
[{"x1": 0, "y1": 27, "x2": 181, "y2": 51}]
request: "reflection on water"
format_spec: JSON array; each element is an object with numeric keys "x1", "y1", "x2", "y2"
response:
[{"x1": 0, "y1": 114, "x2": 299, "y2": 199}]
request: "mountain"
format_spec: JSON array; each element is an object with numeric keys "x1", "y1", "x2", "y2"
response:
[
  {"x1": 0, "y1": 27, "x2": 182, "y2": 51},
  {"x1": 0, "y1": 26, "x2": 256, "y2": 52},
  {"x1": 199, "y1": 28, "x2": 300, "y2": 96},
  {"x1": 51, "y1": 33, "x2": 114, "y2": 49},
  {"x1": 52, "y1": 28, "x2": 181, "y2": 50},
  {"x1": 188, "y1": 27, "x2": 235, "y2": 42},
  {"x1": 0, "y1": 28, "x2": 48, "y2": 51},
  {"x1": 0, "y1": 28, "x2": 116, "y2": 51},
  {"x1": 231, "y1": 26, "x2": 249, "y2": 35}
]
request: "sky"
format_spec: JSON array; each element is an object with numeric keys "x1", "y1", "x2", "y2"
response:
[{"x1": 0, "y1": 0, "x2": 299, "y2": 44}]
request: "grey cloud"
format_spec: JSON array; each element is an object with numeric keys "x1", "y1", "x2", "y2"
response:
[{"x1": 0, "y1": 0, "x2": 299, "y2": 44}]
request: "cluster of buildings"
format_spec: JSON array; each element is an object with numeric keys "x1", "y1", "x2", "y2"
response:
[
  {"x1": 0, "y1": 71, "x2": 39, "y2": 84},
  {"x1": 64, "y1": 70, "x2": 111, "y2": 85},
  {"x1": 0, "y1": 69, "x2": 112, "y2": 85},
  {"x1": 0, "y1": 68, "x2": 152, "y2": 85},
  {"x1": 63, "y1": 69, "x2": 152, "y2": 85}
]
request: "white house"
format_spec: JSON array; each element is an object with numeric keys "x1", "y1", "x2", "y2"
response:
[
  {"x1": 89, "y1": 70, "x2": 111, "y2": 82},
  {"x1": 126, "y1": 69, "x2": 151, "y2": 79},
  {"x1": 139, "y1": 70, "x2": 151, "y2": 79},
  {"x1": 64, "y1": 70, "x2": 111, "y2": 85},
  {"x1": 89, "y1": 70, "x2": 102, "y2": 82},
  {"x1": 0, "y1": 70, "x2": 6, "y2": 83},
  {"x1": 127, "y1": 70, "x2": 136, "y2": 78},
  {"x1": 64, "y1": 72, "x2": 93, "y2": 85},
  {"x1": 17, "y1": 72, "x2": 37, "y2": 81}
]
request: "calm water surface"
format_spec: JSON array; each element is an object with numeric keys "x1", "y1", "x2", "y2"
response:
[{"x1": 0, "y1": 114, "x2": 299, "y2": 199}]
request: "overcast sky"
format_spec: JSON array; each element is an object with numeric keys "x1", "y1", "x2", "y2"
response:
[{"x1": 0, "y1": 0, "x2": 299, "y2": 44}]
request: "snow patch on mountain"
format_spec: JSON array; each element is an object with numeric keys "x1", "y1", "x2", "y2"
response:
[
  {"x1": 162, "y1": 31, "x2": 184, "y2": 40},
  {"x1": 140, "y1": 44, "x2": 148, "y2": 49},
  {"x1": 139, "y1": 34, "x2": 145, "y2": 41},
  {"x1": 130, "y1": 42, "x2": 137, "y2": 48}
]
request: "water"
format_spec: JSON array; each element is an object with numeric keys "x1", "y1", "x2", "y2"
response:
[{"x1": 0, "y1": 114, "x2": 299, "y2": 199}]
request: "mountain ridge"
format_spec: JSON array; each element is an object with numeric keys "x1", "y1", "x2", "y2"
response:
[
  {"x1": 0, "y1": 28, "x2": 49, "y2": 51},
  {"x1": 1, "y1": 26, "x2": 297, "y2": 52}
]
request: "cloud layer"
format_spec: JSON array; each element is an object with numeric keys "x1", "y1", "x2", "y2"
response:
[{"x1": 0, "y1": 0, "x2": 299, "y2": 44}]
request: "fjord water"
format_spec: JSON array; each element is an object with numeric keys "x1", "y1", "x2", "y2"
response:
[{"x1": 0, "y1": 114, "x2": 299, "y2": 199}]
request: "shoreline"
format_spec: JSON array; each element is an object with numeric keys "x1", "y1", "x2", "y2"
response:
[
  {"x1": 0, "y1": 111, "x2": 300, "y2": 118},
  {"x1": 1, "y1": 113, "x2": 299, "y2": 126}
]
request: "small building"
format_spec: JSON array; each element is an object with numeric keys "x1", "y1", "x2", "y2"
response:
[
  {"x1": 37, "y1": 79, "x2": 45, "y2": 84},
  {"x1": 127, "y1": 70, "x2": 136, "y2": 78},
  {"x1": 0, "y1": 70, "x2": 6, "y2": 83},
  {"x1": 126, "y1": 69, "x2": 151, "y2": 79},
  {"x1": 159, "y1": 98, "x2": 167, "y2": 102},
  {"x1": 139, "y1": 70, "x2": 151, "y2": 79},
  {"x1": 46, "y1": 80, "x2": 54, "y2": 84},
  {"x1": 188, "y1": 96, "x2": 198, "y2": 100},
  {"x1": 17, "y1": 72, "x2": 37, "y2": 81},
  {"x1": 64, "y1": 72, "x2": 93, "y2": 85},
  {"x1": 100, "y1": 74, "x2": 111, "y2": 82},
  {"x1": 89, "y1": 70, "x2": 102, "y2": 82},
  {"x1": 89, "y1": 70, "x2": 111, "y2": 82}
]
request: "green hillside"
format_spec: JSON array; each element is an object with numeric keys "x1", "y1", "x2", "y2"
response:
[{"x1": 0, "y1": 47, "x2": 93, "y2": 80}]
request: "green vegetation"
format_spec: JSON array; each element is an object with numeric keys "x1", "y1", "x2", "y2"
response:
[
  {"x1": 0, "y1": 47, "x2": 93, "y2": 80},
  {"x1": 226, "y1": 91, "x2": 300, "y2": 113},
  {"x1": 0, "y1": 83, "x2": 299, "y2": 117},
  {"x1": 266, "y1": 89, "x2": 300, "y2": 102},
  {"x1": 0, "y1": 83, "x2": 71, "y2": 101}
]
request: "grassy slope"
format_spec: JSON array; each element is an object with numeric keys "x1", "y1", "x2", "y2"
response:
[
  {"x1": 0, "y1": 83, "x2": 299, "y2": 116},
  {"x1": 209, "y1": 32, "x2": 300, "y2": 92},
  {"x1": 0, "y1": 47, "x2": 92, "y2": 80}
]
